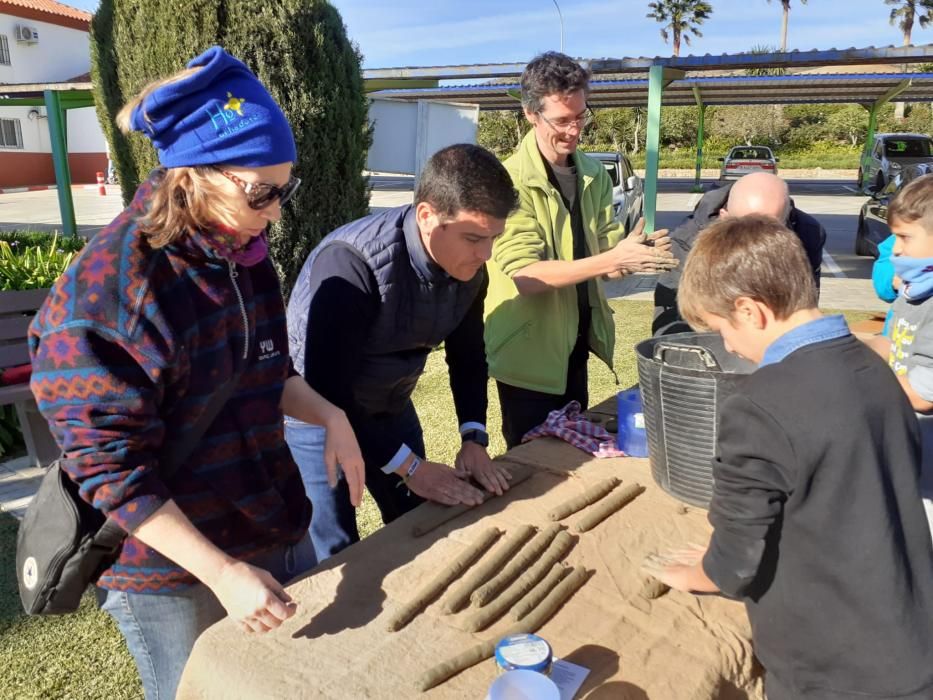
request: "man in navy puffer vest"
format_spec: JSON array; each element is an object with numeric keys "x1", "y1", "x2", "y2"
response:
[{"x1": 287, "y1": 144, "x2": 519, "y2": 560}]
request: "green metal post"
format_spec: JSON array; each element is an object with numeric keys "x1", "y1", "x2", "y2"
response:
[
  {"x1": 860, "y1": 79, "x2": 910, "y2": 191},
  {"x1": 861, "y1": 103, "x2": 878, "y2": 190},
  {"x1": 645, "y1": 65, "x2": 664, "y2": 234},
  {"x1": 693, "y1": 87, "x2": 705, "y2": 190},
  {"x1": 43, "y1": 90, "x2": 77, "y2": 238}
]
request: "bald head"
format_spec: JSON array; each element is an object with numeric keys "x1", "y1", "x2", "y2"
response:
[{"x1": 723, "y1": 172, "x2": 790, "y2": 222}]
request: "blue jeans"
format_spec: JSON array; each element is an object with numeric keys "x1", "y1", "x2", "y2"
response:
[
  {"x1": 285, "y1": 420, "x2": 359, "y2": 560},
  {"x1": 101, "y1": 534, "x2": 315, "y2": 700},
  {"x1": 285, "y1": 401, "x2": 425, "y2": 562}
]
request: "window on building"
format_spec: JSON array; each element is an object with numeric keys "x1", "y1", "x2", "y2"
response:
[
  {"x1": 0, "y1": 119, "x2": 23, "y2": 149},
  {"x1": 0, "y1": 35, "x2": 10, "y2": 66}
]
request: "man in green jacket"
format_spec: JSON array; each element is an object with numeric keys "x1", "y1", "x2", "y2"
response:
[{"x1": 486, "y1": 52, "x2": 677, "y2": 448}]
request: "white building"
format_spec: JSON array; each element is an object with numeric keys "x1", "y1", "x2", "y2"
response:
[{"x1": 0, "y1": 0, "x2": 107, "y2": 187}]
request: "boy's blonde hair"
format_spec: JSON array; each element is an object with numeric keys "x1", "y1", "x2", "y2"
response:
[
  {"x1": 679, "y1": 214, "x2": 817, "y2": 330},
  {"x1": 115, "y1": 68, "x2": 237, "y2": 248},
  {"x1": 887, "y1": 172, "x2": 933, "y2": 232}
]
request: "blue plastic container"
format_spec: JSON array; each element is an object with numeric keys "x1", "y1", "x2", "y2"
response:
[{"x1": 616, "y1": 388, "x2": 649, "y2": 457}]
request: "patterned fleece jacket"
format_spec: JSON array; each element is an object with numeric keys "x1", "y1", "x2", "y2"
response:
[{"x1": 28, "y1": 176, "x2": 311, "y2": 593}]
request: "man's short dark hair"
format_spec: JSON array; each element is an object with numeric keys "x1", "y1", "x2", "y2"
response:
[
  {"x1": 521, "y1": 51, "x2": 591, "y2": 114},
  {"x1": 415, "y1": 144, "x2": 518, "y2": 220}
]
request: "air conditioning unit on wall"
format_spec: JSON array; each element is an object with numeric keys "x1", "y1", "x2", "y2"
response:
[{"x1": 14, "y1": 25, "x2": 39, "y2": 44}]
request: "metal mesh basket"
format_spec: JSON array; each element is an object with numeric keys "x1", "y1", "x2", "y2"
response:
[{"x1": 634, "y1": 332, "x2": 756, "y2": 508}]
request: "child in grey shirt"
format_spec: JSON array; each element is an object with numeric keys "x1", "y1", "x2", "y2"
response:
[{"x1": 869, "y1": 173, "x2": 933, "y2": 540}]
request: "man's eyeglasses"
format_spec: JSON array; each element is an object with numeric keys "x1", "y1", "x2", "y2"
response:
[
  {"x1": 216, "y1": 169, "x2": 302, "y2": 210},
  {"x1": 537, "y1": 106, "x2": 594, "y2": 133}
]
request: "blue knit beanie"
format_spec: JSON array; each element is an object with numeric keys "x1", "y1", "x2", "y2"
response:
[{"x1": 129, "y1": 46, "x2": 297, "y2": 168}]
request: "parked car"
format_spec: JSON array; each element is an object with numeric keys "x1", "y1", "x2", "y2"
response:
[
  {"x1": 587, "y1": 151, "x2": 644, "y2": 234},
  {"x1": 718, "y1": 145, "x2": 778, "y2": 180},
  {"x1": 855, "y1": 162, "x2": 933, "y2": 257},
  {"x1": 859, "y1": 133, "x2": 933, "y2": 193}
]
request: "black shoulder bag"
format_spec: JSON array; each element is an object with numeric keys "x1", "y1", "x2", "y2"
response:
[{"x1": 15, "y1": 375, "x2": 241, "y2": 615}]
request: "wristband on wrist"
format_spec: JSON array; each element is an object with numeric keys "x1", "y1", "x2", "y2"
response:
[
  {"x1": 405, "y1": 455, "x2": 422, "y2": 479},
  {"x1": 396, "y1": 455, "x2": 422, "y2": 494}
]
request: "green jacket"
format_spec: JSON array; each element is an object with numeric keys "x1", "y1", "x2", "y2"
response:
[{"x1": 484, "y1": 131, "x2": 624, "y2": 394}]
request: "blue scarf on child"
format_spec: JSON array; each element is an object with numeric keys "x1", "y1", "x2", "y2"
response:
[{"x1": 893, "y1": 255, "x2": 933, "y2": 301}]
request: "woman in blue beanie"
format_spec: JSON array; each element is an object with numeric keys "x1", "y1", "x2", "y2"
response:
[{"x1": 28, "y1": 46, "x2": 366, "y2": 698}]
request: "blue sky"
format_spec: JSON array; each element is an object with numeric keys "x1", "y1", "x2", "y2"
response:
[{"x1": 68, "y1": 0, "x2": 932, "y2": 69}]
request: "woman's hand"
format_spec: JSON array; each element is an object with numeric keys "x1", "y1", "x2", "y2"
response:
[
  {"x1": 322, "y1": 409, "x2": 366, "y2": 507},
  {"x1": 210, "y1": 560, "x2": 298, "y2": 633}
]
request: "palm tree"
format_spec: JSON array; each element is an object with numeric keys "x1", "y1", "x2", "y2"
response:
[
  {"x1": 767, "y1": 0, "x2": 807, "y2": 52},
  {"x1": 646, "y1": 0, "x2": 713, "y2": 57},
  {"x1": 886, "y1": 1, "x2": 933, "y2": 119},
  {"x1": 745, "y1": 44, "x2": 787, "y2": 76},
  {"x1": 886, "y1": 0, "x2": 933, "y2": 45}
]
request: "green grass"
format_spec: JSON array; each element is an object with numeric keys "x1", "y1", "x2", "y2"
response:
[
  {"x1": 626, "y1": 147, "x2": 861, "y2": 171},
  {"x1": 0, "y1": 515, "x2": 143, "y2": 699},
  {"x1": 0, "y1": 300, "x2": 874, "y2": 698}
]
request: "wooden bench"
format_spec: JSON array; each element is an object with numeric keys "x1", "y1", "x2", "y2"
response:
[{"x1": 0, "y1": 288, "x2": 59, "y2": 467}]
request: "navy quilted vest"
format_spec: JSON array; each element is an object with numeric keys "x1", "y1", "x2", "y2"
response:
[{"x1": 287, "y1": 205, "x2": 484, "y2": 415}]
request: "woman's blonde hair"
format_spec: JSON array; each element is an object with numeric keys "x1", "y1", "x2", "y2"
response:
[{"x1": 115, "y1": 67, "x2": 238, "y2": 248}]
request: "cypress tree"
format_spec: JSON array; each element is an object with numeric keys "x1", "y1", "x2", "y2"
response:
[{"x1": 90, "y1": 0, "x2": 371, "y2": 295}]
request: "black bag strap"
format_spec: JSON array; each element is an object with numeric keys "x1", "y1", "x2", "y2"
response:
[{"x1": 93, "y1": 369, "x2": 244, "y2": 548}]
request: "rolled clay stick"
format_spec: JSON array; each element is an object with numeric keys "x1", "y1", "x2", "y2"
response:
[
  {"x1": 387, "y1": 527, "x2": 501, "y2": 632},
  {"x1": 573, "y1": 483, "x2": 645, "y2": 533},
  {"x1": 464, "y1": 530, "x2": 575, "y2": 632},
  {"x1": 441, "y1": 524, "x2": 536, "y2": 614},
  {"x1": 511, "y1": 563, "x2": 567, "y2": 621},
  {"x1": 411, "y1": 465, "x2": 533, "y2": 537},
  {"x1": 547, "y1": 477, "x2": 621, "y2": 521},
  {"x1": 470, "y1": 523, "x2": 562, "y2": 607},
  {"x1": 417, "y1": 566, "x2": 591, "y2": 692}
]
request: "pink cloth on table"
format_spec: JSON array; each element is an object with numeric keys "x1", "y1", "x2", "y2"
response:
[{"x1": 521, "y1": 400, "x2": 626, "y2": 458}]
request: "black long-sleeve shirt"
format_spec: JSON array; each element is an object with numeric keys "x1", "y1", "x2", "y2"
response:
[
  {"x1": 303, "y1": 243, "x2": 488, "y2": 467},
  {"x1": 702, "y1": 334, "x2": 933, "y2": 699}
]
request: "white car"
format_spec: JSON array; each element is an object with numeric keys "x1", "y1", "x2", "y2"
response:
[
  {"x1": 718, "y1": 145, "x2": 778, "y2": 180},
  {"x1": 587, "y1": 151, "x2": 644, "y2": 234}
]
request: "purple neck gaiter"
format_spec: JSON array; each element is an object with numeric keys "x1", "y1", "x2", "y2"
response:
[
  {"x1": 207, "y1": 224, "x2": 269, "y2": 267},
  {"x1": 228, "y1": 232, "x2": 269, "y2": 267}
]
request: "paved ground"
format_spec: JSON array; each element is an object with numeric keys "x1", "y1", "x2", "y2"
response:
[
  {"x1": 0, "y1": 176, "x2": 884, "y2": 517},
  {"x1": 0, "y1": 456, "x2": 42, "y2": 519}
]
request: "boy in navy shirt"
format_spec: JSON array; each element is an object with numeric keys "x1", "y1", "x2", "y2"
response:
[{"x1": 645, "y1": 215, "x2": 933, "y2": 699}]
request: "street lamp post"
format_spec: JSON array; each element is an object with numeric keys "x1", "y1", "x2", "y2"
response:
[{"x1": 550, "y1": 0, "x2": 564, "y2": 52}]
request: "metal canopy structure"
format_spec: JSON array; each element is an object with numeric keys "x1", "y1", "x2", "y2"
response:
[
  {"x1": 6, "y1": 46, "x2": 933, "y2": 236},
  {"x1": 362, "y1": 45, "x2": 933, "y2": 81},
  {"x1": 366, "y1": 45, "x2": 933, "y2": 231},
  {"x1": 0, "y1": 81, "x2": 96, "y2": 237},
  {"x1": 368, "y1": 73, "x2": 933, "y2": 109}
]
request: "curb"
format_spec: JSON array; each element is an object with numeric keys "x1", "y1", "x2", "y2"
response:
[
  {"x1": 0, "y1": 184, "x2": 119, "y2": 195},
  {"x1": 0, "y1": 184, "x2": 57, "y2": 194}
]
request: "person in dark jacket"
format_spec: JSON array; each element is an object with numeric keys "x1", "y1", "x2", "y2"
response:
[
  {"x1": 286, "y1": 144, "x2": 519, "y2": 561},
  {"x1": 643, "y1": 215, "x2": 933, "y2": 700},
  {"x1": 653, "y1": 172, "x2": 826, "y2": 336},
  {"x1": 28, "y1": 47, "x2": 365, "y2": 699}
]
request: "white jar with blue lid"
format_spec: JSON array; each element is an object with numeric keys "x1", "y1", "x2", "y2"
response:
[{"x1": 494, "y1": 633, "x2": 553, "y2": 675}]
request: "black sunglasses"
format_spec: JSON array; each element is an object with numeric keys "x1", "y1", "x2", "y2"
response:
[{"x1": 216, "y1": 169, "x2": 302, "y2": 210}]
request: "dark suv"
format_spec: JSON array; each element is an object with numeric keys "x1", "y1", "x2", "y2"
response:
[
  {"x1": 859, "y1": 133, "x2": 933, "y2": 193},
  {"x1": 855, "y1": 162, "x2": 933, "y2": 257}
]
